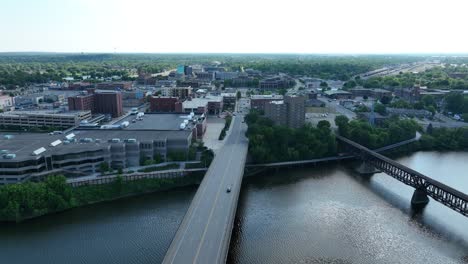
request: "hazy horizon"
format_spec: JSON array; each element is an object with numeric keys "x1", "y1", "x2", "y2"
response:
[{"x1": 1, "y1": 0, "x2": 468, "y2": 54}]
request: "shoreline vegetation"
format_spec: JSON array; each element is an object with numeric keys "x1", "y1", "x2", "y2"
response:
[
  {"x1": 0, "y1": 173, "x2": 204, "y2": 222},
  {"x1": 218, "y1": 115, "x2": 233, "y2": 140}
]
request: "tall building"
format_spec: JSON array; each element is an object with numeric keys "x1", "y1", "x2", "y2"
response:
[
  {"x1": 250, "y1": 95, "x2": 283, "y2": 112},
  {"x1": 265, "y1": 101, "x2": 287, "y2": 126},
  {"x1": 93, "y1": 90, "x2": 123, "y2": 118},
  {"x1": 68, "y1": 93, "x2": 94, "y2": 112},
  {"x1": 68, "y1": 90, "x2": 123, "y2": 118},
  {"x1": 264, "y1": 95, "x2": 306, "y2": 128},
  {"x1": 285, "y1": 95, "x2": 306, "y2": 129}
]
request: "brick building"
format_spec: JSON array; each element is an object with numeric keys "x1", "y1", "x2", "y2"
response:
[
  {"x1": 68, "y1": 91, "x2": 123, "y2": 118},
  {"x1": 150, "y1": 96, "x2": 179, "y2": 112}
]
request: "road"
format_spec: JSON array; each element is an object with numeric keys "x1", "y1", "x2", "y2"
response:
[
  {"x1": 163, "y1": 114, "x2": 249, "y2": 264},
  {"x1": 317, "y1": 97, "x2": 356, "y2": 119}
]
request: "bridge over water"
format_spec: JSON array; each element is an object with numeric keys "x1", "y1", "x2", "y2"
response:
[
  {"x1": 163, "y1": 116, "x2": 248, "y2": 264},
  {"x1": 336, "y1": 135, "x2": 468, "y2": 217},
  {"x1": 164, "y1": 127, "x2": 466, "y2": 263}
]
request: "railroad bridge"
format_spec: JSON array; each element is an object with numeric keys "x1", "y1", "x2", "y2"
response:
[{"x1": 336, "y1": 135, "x2": 468, "y2": 217}]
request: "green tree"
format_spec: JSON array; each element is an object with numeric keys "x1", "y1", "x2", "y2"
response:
[
  {"x1": 99, "y1": 162, "x2": 110, "y2": 174},
  {"x1": 444, "y1": 93, "x2": 464, "y2": 113},
  {"x1": 379, "y1": 96, "x2": 392, "y2": 105},
  {"x1": 236, "y1": 91, "x2": 241, "y2": 100},
  {"x1": 334, "y1": 115, "x2": 349, "y2": 136},
  {"x1": 374, "y1": 103, "x2": 387, "y2": 115},
  {"x1": 317, "y1": 120, "x2": 331, "y2": 130},
  {"x1": 421, "y1": 95, "x2": 436, "y2": 108}
]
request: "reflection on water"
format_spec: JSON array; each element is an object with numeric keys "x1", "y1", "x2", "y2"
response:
[
  {"x1": 0, "y1": 186, "x2": 197, "y2": 264},
  {"x1": 0, "y1": 152, "x2": 467, "y2": 264},
  {"x1": 228, "y1": 152, "x2": 468, "y2": 264}
]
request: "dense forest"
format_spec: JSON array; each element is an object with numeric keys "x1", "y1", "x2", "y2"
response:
[
  {"x1": 0, "y1": 53, "x2": 453, "y2": 87},
  {"x1": 418, "y1": 126, "x2": 468, "y2": 151},
  {"x1": 245, "y1": 111, "x2": 337, "y2": 163},
  {"x1": 347, "y1": 65, "x2": 468, "y2": 90}
]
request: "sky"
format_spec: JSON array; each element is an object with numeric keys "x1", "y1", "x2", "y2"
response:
[{"x1": 0, "y1": 0, "x2": 467, "y2": 54}]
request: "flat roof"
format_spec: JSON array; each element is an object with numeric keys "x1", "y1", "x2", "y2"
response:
[
  {"x1": 325, "y1": 90, "x2": 351, "y2": 95},
  {"x1": 251, "y1": 94, "x2": 283, "y2": 100},
  {"x1": 182, "y1": 97, "x2": 222, "y2": 109},
  {"x1": 117, "y1": 113, "x2": 202, "y2": 131},
  {"x1": 0, "y1": 110, "x2": 90, "y2": 117},
  {"x1": 0, "y1": 129, "x2": 192, "y2": 162}
]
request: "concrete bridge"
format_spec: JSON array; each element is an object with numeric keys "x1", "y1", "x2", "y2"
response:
[{"x1": 163, "y1": 116, "x2": 248, "y2": 264}]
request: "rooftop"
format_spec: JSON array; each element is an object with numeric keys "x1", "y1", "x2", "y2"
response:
[
  {"x1": 0, "y1": 129, "x2": 192, "y2": 162},
  {"x1": 324, "y1": 90, "x2": 352, "y2": 95},
  {"x1": 251, "y1": 94, "x2": 283, "y2": 100},
  {"x1": 0, "y1": 110, "x2": 90, "y2": 117},
  {"x1": 117, "y1": 113, "x2": 203, "y2": 130},
  {"x1": 182, "y1": 96, "x2": 222, "y2": 109}
]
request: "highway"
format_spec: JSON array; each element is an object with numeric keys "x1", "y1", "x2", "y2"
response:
[{"x1": 163, "y1": 114, "x2": 249, "y2": 264}]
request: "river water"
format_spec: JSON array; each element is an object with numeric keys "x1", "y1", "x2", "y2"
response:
[{"x1": 1, "y1": 152, "x2": 467, "y2": 264}]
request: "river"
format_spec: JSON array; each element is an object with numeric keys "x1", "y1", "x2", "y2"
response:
[{"x1": 1, "y1": 152, "x2": 467, "y2": 264}]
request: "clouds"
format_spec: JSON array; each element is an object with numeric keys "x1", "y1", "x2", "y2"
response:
[{"x1": 0, "y1": 0, "x2": 467, "y2": 53}]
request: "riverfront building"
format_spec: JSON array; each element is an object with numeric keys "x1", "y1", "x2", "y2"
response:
[
  {"x1": 264, "y1": 95, "x2": 306, "y2": 128},
  {"x1": 250, "y1": 94, "x2": 284, "y2": 112},
  {"x1": 0, "y1": 129, "x2": 193, "y2": 185}
]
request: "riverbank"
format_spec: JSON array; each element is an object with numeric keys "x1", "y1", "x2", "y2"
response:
[{"x1": 0, "y1": 172, "x2": 204, "y2": 222}]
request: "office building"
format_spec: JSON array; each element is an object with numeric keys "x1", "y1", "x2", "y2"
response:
[
  {"x1": 285, "y1": 94, "x2": 306, "y2": 128},
  {"x1": 250, "y1": 94, "x2": 284, "y2": 112},
  {"x1": 68, "y1": 90, "x2": 123, "y2": 118},
  {"x1": 68, "y1": 93, "x2": 94, "y2": 112},
  {"x1": 264, "y1": 95, "x2": 306, "y2": 128},
  {"x1": 93, "y1": 90, "x2": 123, "y2": 118},
  {"x1": 162, "y1": 87, "x2": 193, "y2": 99},
  {"x1": 265, "y1": 101, "x2": 287, "y2": 126},
  {"x1": 150, "y1": 96, "x2": 180, "y2": 112}
]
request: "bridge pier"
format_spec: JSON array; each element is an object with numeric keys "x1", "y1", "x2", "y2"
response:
[
  {"x1": 355, "y1": 161, "x2": 381, "y2": 175},
  {"x1": 411, "y1": 188, "x2": 429, "y2": 208}
]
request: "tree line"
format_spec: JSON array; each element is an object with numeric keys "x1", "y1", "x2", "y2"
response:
[
  {"x1": 334, "y1": 115, "x2": 420, "y2": 149},
  {"x1": 0, "y1": 174, "x2": 203, "y2": 222},
  {"x1": 245, "y1": 111, "x2": 337, "y2": 163}
]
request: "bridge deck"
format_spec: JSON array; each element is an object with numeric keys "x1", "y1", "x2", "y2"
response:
[{"x1": 163, "y1": 116, "x2": 249, "y2": 264}]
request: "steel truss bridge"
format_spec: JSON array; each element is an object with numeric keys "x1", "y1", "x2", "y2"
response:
[{"x1": 336, "y1": 135, "x2": 468, "y2": 217}]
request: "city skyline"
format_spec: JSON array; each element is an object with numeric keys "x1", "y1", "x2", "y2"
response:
[{"x1": 1, "y1": 0, "x2": 468, "y2": 54}]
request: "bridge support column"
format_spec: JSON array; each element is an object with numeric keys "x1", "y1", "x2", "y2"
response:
[
  {"x1": 355, "y1": 161, "x2": 381, "y2": 175},
  {"x1": 411, "y1": 188, "x2": 429, "y2": 208}
]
